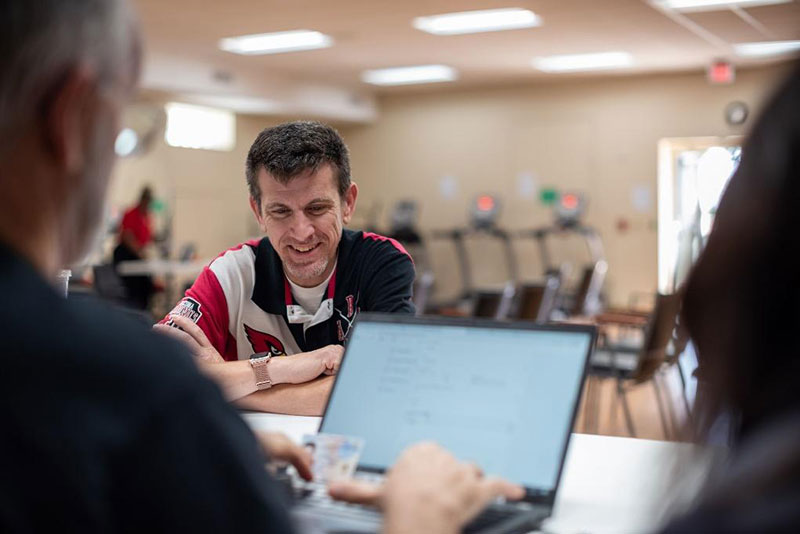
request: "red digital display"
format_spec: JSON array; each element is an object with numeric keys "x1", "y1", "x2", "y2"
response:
[
  {"x1": 561, "y1": 193, "x2": 579, "y2": 210},
  {"x1": 477, "y1": 195, "x2": 495, "y2": 212}
]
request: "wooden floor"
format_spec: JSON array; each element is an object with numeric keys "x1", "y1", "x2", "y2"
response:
[{"x1": 573, "y1": 365, "x2": 693, "y2": 441}]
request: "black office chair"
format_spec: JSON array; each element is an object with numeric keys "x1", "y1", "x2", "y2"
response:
[
  {"x1": 92, "y1": 264, "x2": 128, "y2": 303},
  {"x1": 91, "y1": 264, "x2": 155, "y2": 326}
]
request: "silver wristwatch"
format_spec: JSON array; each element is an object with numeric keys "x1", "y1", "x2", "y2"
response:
[{"x1": 249, "y1": 352, "x2": 273, "y2": 390}]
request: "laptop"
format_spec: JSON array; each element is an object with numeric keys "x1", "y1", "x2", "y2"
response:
[{"x1": 292, "y1": 313, "x2": 595, "y2": 534}]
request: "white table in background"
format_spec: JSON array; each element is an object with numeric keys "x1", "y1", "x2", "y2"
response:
[
  {"x1": 240, "y1": 413, "x2": 708, "y2": 534},
  {"x1": 116, "y1": 258, "x2": 210, "y2": 277},
  {"x1": 116, "y1": 258, "x2": 210, "y2": 305}
]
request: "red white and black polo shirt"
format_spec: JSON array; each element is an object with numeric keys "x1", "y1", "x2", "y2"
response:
[{"x1": 163, "y1": 229, "x2": 415, "y2": 361}]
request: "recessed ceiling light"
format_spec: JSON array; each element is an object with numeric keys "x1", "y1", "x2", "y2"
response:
[
  {"x1": 649, "y1": 0, "x2": 790, "y2": 12},
  {"x1": 533, "y1": 52, "x2": 634, "y2": 73},
  {"x1": 362, "y1": 65, "x2": 457, "y2": 86},
  {"x1": 734, "y1": 40, "x2": 800, "y2": 57},
  {"x1": 219, "y1": 30, "x2": 332, "y2": 55},
  {"x1": 413, "y1": 8, "x2": 541, "y2": 35}
]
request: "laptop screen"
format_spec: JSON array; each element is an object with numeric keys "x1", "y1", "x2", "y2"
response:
[{"x1": 320, "y1": 315, "x2": 593, "y2": 498}]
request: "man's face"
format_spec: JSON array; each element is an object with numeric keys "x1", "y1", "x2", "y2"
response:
[{"x1": 250, "y1": 164, "x2": 358, "y2": 288}]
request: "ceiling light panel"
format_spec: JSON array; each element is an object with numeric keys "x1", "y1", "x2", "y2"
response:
[
  {"x1": 734, "y1": 40, "x2": 800, "y2": 56},
  {"x1": 533, "y1": 52, "x2": 634, "y2": 73},
  {"x1": 413, "y1": 8, "x2": 542, "y2": 35},
  {"x1": 362, "y1": 65, "x2": 457, "y2": 86},
  {"x1": 219, "y1": 30, "x2": 332, "y2": 55},
  {"x1": 649, "y1": 0, "x2": 791, "y2": 13}
]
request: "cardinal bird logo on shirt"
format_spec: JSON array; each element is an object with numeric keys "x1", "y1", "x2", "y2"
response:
[{"x1": 244, "y1": 324, "x2": 286, "y2": 357}]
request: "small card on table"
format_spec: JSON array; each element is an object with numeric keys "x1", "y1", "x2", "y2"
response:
[{"x1": 302, "y1": 433, "x2": 365, "y2": 483}]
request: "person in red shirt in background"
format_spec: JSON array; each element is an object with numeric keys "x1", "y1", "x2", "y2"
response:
[{"x1": 113, "y1": 186, "x2": 155, "y2": 309}]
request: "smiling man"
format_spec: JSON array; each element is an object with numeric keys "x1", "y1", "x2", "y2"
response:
[{"x1": 160, "y1": 121, "x2": 415, "y2": 415}]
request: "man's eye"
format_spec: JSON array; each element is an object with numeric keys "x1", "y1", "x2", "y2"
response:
[
  {"x1": 270, "y1": 209, "x2": 290, "y2": 217},
  {"x1": 308, "y1": 205, "x2": 328, "y2": 215}
]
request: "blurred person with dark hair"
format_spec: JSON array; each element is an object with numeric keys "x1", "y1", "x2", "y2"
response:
[
  {"x1": 157, "y1": 121, "x2": 416, "y2": 416},
  {"x1": 660, "y1": 62, "x2": 800, "y2": 533},
  {"x1": 112, "y1": 185, "x2": 156, "y2": 309}
]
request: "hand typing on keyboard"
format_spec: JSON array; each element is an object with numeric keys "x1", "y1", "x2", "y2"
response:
[
  {"x1": 328, "y1": 442, "x2": 524, "y2": 534},
  {"x1": 254, "y1": 431, "x2": 313, "y2": 481}
]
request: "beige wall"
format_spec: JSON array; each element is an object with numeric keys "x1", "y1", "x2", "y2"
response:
[
  {"x1": 110, "y1": 114, "x2": 281, "y2": 258},
  {"x1": 109, "y1": 64, "x2": 788, "y2": 307},
  {"x1": 340, "y1": 64, "x2": 790, "y2": 306}
]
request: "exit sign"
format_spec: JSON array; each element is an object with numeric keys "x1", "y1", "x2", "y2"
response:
[{"x1": 708, "y1": 60, "x2": 735, "y2": 85}]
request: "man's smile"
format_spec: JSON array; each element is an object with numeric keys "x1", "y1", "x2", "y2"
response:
[{"x1": 287, "y1": 242, "x2": 322, "y2": 256}]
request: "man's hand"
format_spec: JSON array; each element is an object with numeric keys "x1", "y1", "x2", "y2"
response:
[
  {"x1": 254, "y1": 431, "x2": 313, "y2": 482},
  {"x1": 328, "y1": 442, "x2": 525, "y2": 534},
  {"x1": 269, "y1": 344, "x2": 343, "y2": 385},
  {"x1": 153, "y1": 315, "x2": 224, "y2": 364}
]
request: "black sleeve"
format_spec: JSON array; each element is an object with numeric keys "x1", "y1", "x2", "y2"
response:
[
  {"x1": 109, "y1": 382, "x2": 296, "y2": 534},
  {"x1": 660, "y1": 495, "x2": 800, "y2": 534},
  {"x1": 362, "y1": 247, "x2": 416, "y2": 315}
]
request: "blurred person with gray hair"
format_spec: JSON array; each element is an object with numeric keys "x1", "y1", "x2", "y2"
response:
[
  {"x1": 0, "y1": 0, "x2": 297, "y2": 531},
  {"x1": 0, "y1": 1, "x2": 520, "y2": 532}
]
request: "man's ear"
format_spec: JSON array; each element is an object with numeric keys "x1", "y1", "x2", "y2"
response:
[
  {"x1": 249, "y1": 196, "x2": 267, "y2": 232},
  {"x1": 41, "y1": 66, "x2": 97, "y2": 176},
  {"x1": 342, "y1": 182, "x2": 359, "y2": 225}
]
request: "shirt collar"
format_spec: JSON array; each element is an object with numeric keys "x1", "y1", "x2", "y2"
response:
[{"x1": 251, "y1": 236, "x2": 340, "y2": 316}]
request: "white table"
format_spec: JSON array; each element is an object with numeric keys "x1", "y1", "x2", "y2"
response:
[
  {"x1": 116, "y1": 258, "x2": 211, "y2": 306},
  {"x1": 116, "y1": 259, "x2": 210, "y2": 277},
  {"x1": 241, "y1": 413, "x2": 709, "y2": 534}
]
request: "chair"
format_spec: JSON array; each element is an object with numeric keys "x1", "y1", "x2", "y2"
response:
[
  {"x1": 587, "y1": 292, "x2": 683, "y2": 438},
  {"x1": 177, "y1": 242, "x2": 197, "y2": 262},
  {"x1": 472, "y1": 291, "x2": 502, "y2": 319},
  {"x1": 513, "y1": 274, "x2": 561, "y2": 323},
  {"x1": 92, "y1": 264, "x2": 128, "y2": 303},
  {"x1": 570, "y1": 261, "x2": 608, "y2": 316},
  {"x1": 471, "y1": 282, "x2": 516, "y2": 320},
  {"x1": 85, "y1": 264, "x2": 155, "y2": 326}
]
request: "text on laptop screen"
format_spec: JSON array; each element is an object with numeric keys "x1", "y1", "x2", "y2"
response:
[{"x1": 320, "y1": 321, "x2": 591, "y2": 492}]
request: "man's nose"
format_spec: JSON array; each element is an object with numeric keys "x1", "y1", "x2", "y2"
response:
[{"x1": 291, "y1": 213, "x2": 315, "y2": 242}]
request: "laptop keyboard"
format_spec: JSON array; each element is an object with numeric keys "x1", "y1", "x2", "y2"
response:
[
  {"x1": 293, "y1": 473, "x2": 383, "y2": 520},
  {"x1": 290, "y1": 473, "x2": 537, "y2": 533},
  {"x1": 463, "y1": 506, "x2": 520, "y2": 533}
]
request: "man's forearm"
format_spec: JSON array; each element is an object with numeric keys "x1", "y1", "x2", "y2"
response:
[
  {"x1": 196, "y1": 360, "x2": 257, "y2": 401},
  {"x1": 234, "y1": 376, "x2": 335, "y2": 416}
]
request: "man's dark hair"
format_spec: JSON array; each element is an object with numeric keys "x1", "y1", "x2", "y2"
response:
[{"x1": 246, "y1": 121, "x2": 351, "y2": 210}]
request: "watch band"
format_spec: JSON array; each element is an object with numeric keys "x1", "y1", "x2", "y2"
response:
[{"x1": 249, "y1": 353, "x2": 273, "y2": 390}]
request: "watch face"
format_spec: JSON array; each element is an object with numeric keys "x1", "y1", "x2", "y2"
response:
[{"x1": 725, "y1": 101, "x2": 748, "y2": 126}]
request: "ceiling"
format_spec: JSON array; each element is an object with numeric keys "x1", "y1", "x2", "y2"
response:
[{"x1": 133, "y1": 0, "x2": 800, "y2": 121}]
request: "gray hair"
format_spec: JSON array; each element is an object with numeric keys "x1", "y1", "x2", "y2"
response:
[{"x1": 0, "y1": 0, "x2": 139, "y2": 140}]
